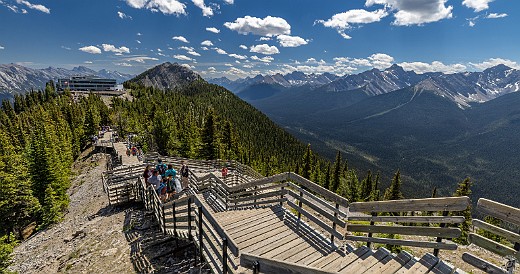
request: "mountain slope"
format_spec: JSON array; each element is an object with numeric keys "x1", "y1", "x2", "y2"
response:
[{"x1": 127, "y1": 62, "x2": 202, "y2": 91}]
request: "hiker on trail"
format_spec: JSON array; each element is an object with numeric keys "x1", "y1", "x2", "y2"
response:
[
  {"x1": 149, "y1": 170, "x2": 164, "y2": 196},
  {"x1": 180, "y1": 162, "x2": 190, "y2": 190},
  {"x1": 221, "y1": 166, "x2": 228, "y2": 178},
  {"x1": 131, "y1": 146, "x2": 137, "y2": 156},
  {"x1": 126, "y1": 147, "x2": 131, "y2": 157},
  {"x1": 166, "y1": 174, "x2": 176, "y2": 200},
  {"x1": 143, "y1": 165, "x2": 152, "y2": 185},
  {"x1": 165, "y1": 164, "x2": 177, "y2": 179},
  {"x1": 156, "y1": 159, "x2": 167, "y2": 177}
]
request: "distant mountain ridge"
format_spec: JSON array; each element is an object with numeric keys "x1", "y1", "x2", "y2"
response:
[
  {"x1": 208, "y1": 64, "x2": 520, "y2": 108},
  {"x1": 0, "y1": 63, "x2": 134, "y2": 99}
]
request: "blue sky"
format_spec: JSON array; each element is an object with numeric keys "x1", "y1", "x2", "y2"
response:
[{"x1": 0, "y1": 0, "x2": 518, "y2": 79}]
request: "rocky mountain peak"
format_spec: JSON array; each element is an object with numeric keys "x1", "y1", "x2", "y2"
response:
[{"x1": 128, "y1": 62, "x2": 202, "y2": 91}]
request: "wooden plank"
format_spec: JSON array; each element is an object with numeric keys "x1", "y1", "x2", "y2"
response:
[
  {"x1": 348, "y1": 216, "x2": 465, "y2": 224},
  {"x1": 429, "y1": 260, "x2": 458, "y2": 274},
  {"x1": 469, "y1": 233, "x2": 519, "y2": 259},
  {"x1": 287, "y1": 200, "x2": 343, "y2": 240},
  {"x1": 240, "y1": 224, "x2": 293, "y2": 250},
  {"x1": 224, "y1": 207, "x2": 284, "y2": 230},
  {"x1": 345, "y1": 236, "x2": 458, "y2": 250},
  {"x1": 287, "y1": 189, "x2": 346, "y2": 227},
  {"x1": 400, "y1": 253, "x2": 439, "y2": 274},
  {"x1": 272, "y1": 240, "x2": 315, "y2": 261},
  {"x1": 229, "y1": 173, "x2": 289, "y2": 192},
  {"x1": 473, "y1": 219, "x2": 520, "y2": 244},
  {"x1": 462, "y1": 252, "x2": 507, "y2": 274},
  {"x1": 240, "y1": 252, "x2": 337, "y2": 274},
  {"x1": 287, "y1": 182, "x2": 346, "y2": 217},
  {"x1": 255, "y1": 233, "x2": 302, "y2": 257},
  {"x1": 339, "y1": 248, "x2": 391, "y2": 274},
  {"x1": 288, "y1": 172, "x2": 350, "y2": 208},
  {"x1": 231, "y1": 213, "x2": 286, "y2": 240},
  {"x1": 283, "y1": 242, "x2": 324, "y2": 263},
  {"x1": 231, "y1": 198, "x2": 287, "y2": 209},
  {"x1": 228, "y1": 182, "x2": 289, "y2": 198},
  {"x1": 349, "y1": 196, "x2": 470, "y2": 213},
  {"x1": 363, "y1": 251, "x2": 408, "y2": 274},
  {"x1": 230, "y1": 190, "x2": 283, "y2": 204},
  {"x1": 347, "y1": 224, "x2": 461, "y2": 238},
  {"x1": 260, "y1": 234, "x2": 307, "y2": 259},
  {"x1": 394, "y1": 256, "x2": 417, "y2": 274},
  {"x1": 217, "y1": 207, "x2": 272, "y2": 225},
  {"x1": 310, "y1": 251, "x2": 344, "y2": 269},
  {"x1": 478, "y1": 198, "x2": 520, "y2": 226},
  {"x1": 327, "y1": 248, "x2": 371, "y2": 272},
  {"x1": 322, "y1": 246, "x2": 370, "y2": 271}
]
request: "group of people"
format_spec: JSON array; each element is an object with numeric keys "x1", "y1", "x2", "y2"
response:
[{"x1": 143, "y1": 159, "x2": 190, "y2": 202}]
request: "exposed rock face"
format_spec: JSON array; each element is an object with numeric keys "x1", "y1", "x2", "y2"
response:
[{"x1": 128, "y1": 62, "x2": 202, "y2": 91}]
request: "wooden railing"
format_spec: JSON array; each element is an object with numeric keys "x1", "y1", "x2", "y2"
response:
[
  {"x1": 136, "y1": 177, "x2": 239, "y2": 273},
  {"x1": 347, "y1": 196, "x2": 470, "y2": 256},
  {"x1": 462, "y1": 198, "x2": 520, "y2": 273}
]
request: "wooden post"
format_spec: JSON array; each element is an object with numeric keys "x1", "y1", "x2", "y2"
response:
[
  {"x1": 433, "y1": 210, "x2": 449, "y2": 257},
  {"x1": 198, "y1": 206, "x2": 203, "y2": 266},
  {"x1": 254, "y1": 185, "x2": 258, "y2": 209},
  {"x1": 173, "y1": 202, "x2": 177, "y2": 237},
  {"x1": 331, "y1": 203, "x2": 339, "y2": 245},
  {"x1": 252, "y1": 260, "x2": 259, "y2": 274},
  {"x1": 188, "y1": 197, "x2": 192, "y2": 240},
  {"x1": 280, "y1": 186, "x2": 285, "y2": 207},
  {"x1": 161, "y1": 204, "x2": 166, "y2": 234},
  {"x1": 297, "y1": 191, "x2": 303, "y2": 220},
  {"x1": 222, "y1": 237, "x2": 228, "y2": 274},
  {"x1": 367, "y1": 212, "x2": 377, "y2": 249}
]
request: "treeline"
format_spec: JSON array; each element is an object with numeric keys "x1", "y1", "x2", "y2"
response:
[
  {"x1": 0, "y1": 83, "x2": 108, "y2": 271},
  {"x1": 120, "y1": 81, "x2": 309, "y2": 174}
]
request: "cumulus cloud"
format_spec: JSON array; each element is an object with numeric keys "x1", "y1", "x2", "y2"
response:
[
  {"x1": 277, "y1": 35, "x2": 309, "y2": 47},
  {"x1": 201, "y1": 47, "x2": 209, "y2": 50},
  {"x1": 223, "y1": 0, "x2": 233, "y2": 4},
  {"x1": 368, "y1": 53, "x2": 394, "y2": 69},
  {"x1": 214, "y1": 47, "x2": 227, "y2": 55},
  {"x1": 206, "y1": 27, "x2": 220, "y2": 33},
  {"x1": 399, "y1": 61, "x2": 467, "y2": 73},
  {"x1": 173, "y1": 54, "x2": 193, "y2": 61},
  {"x1": 192, "y1": 0, "x2": 213, "y2": 17},
  {"x1": 172, "y1": 36, "x2": 189, "y2": 43},
  {"x1": 0, "y1": 45, "x2": 5, "y2": 50},
  {"x1": 124, "y1": 56, "x2": 159, "y2": 63},
  {"x1": 317, "y1": 9, "x2": 387, "y2": 39},
  {"x1": 229, "y1": 53, "x2": 248, "y2": 60},
  {"x1": 225, "y1": 67, "x2": 249, "y2": 77},
  {"x1": 201, "y1": 40, "x2": 214, "y2": 47},
  {"x1": 187, "y1": 50, "x2": 201, "y2": 56},
  {"x1": 486, "y1": 13, "x2": 507, "y2": 19},
  {"x1": 118, "y1": 11, "x2": 132, "y2": 19},
  {"x1": 250, "y1": 55, "x2": 274, "y2": 63},
  {"x1": 239, "y1": 45, "x2": 248, "y2": 50},
  {"x1": 102, "y1": 44, "x2": 130, "y2": 54},
  {"x1": 470, "y1": 58, "x2": 520, "y2": 70},
  {"x1": 125, "y1": 0, "x2": 186, "y2": 15},
  {"x1": 79, "y1": 46, "x2": 102, "y2": 54},
  {"x1": 366, "y1": 0, "x2": 452, "y2": 26},
  {"x1": 15, "y1": 0, "x2": 49, "y2": 13},
  {"x1": 250, "y1": 44, "x2": 279, "y2": 55},
  {"x1": 116, "y1": 62, "x2": 133, "y2": 67},
  {"x1": 224, "y1": 16, "x2": 291, "y2": 37},
  {"x1": 462, "y1": 0, "x2": 494, "y2": 12},
  {"x1": 259, "y1": 37, "x2": 271, "y2": 41}
]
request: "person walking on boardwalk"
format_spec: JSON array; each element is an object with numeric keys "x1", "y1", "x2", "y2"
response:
[{"x1": 180, "y1": 161, "x2": 190, "y2": 190}]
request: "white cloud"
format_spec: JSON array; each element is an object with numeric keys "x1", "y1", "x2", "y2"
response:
[
  {"x1": 173, "y1": 54, "x2": 193, "y2": 61},
  {"x1": 179, "y1": 46, "x2": 194, "y2": 51},
  {"x1": 192, "y1": 0, "x2": 213, "y2": 17},
  {"x1": 250, "y1": 55, "x2": 274, "y2": 63},
  {"x1": 224, "y1": 16, "x2": 291, "y2": 37},
  {"x1": 102, "y1": 44, "x2": 130, "y2": 54},
  {"x1": 201, "y1": 40, "x2": 213, "y2": 46},
  {"x1": 214, "y1": 47, "x2": 227, "y2": 55},
  {"x1": 366, "y1": 0, "x2": 452, "y2": 26},
  {"x1": 0, "y1": 45, "x2": 4, "y2": 50},
  {"x1": 250, "y1": 44, "x2": 279, "y2": 55},
  {"x1": 124, "y1": 56, "x2": 159, "y2": 63},
  {"x1": 399, "y1": 61, "x2": 467, "y2": 74},
  {"x1": 225, "y1": 67, "x2": 249, "y2": 77},
  {"x1": 125, "y1": 0, "x2": 186, "y2": 15},
  {"x1": 137, "y1": 32, "x2": 142, "y2": 36},
  {"x1": 368, "y1": 53, "x2": 394, "y2": 69},
  {"x1": 201, "y1": 46, "x2": 209, "y2": 50},
  {"x1": 486, "y1": 13, "x2": 507, "y2": 19},
  {"x1": 277, "y1": 35, "x2": 309, "y2": 47},
  {"x1": 187, "y1": 50, "x2": 201, "y2": 56},
  {"x1": 259, "y1": 37, "x2": 271, "y2": 41},
  {"x1": 317, "y1": 9, "x2": 387, "y2": 39},
  {"x1": 136, "y1": 40, "x2": 142, "y2": 44},
  {"x1": 206, "y1": 27, "x2": 220, "y2": 33},
  {"x1": 84, "y1": 61, "x2": 93, "y2": 64},
  {"x1": 462, "y1": 0, "x2": 494, "y2": 12},
  {"x1": 229, "y1": 53, "x2": 248, "y2": 60},
  {"x1": 239, "y1": 45, "x2": 248, "y2": 50},
  {"x1": 79, "y1": 46, "x2": 102, "y2": 54},
  {"x1": 470, "y1": 58, "x2": 520, "y2": 70},
  {"x1": 116, "y1": 62, "x2": 133, "y2": 67},
  {"x1": 223, "y1": 0, "x2": 233, "y2": 4},
  {"x1": 172, "y1": 36, "x2": 189, "y2": 43},
  {"x1": 15, "y1": 0, "x2": 49, "y2": 13},
  {"x1": 118, "y1": 11, "x2": 132, "y2": 19},
  {"x1": 207, "y1": 67, "x2": 217, "y2": 72},
  {"x1": 225, "y1": 63, "x2": 233, "y2": 67},
  {"x1": 61, "y1": 45, "x2": 71, "y2": 50}
]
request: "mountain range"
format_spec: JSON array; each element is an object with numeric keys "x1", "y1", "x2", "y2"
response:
[
  {"x1": 222, "y1": 64, "x2": 520, "y2": 206},
  {"x1": 0, "y1": 63, "x2": 134, "y2": 100}
]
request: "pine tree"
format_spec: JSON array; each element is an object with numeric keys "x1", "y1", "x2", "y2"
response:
[
  {"x1": 200, "y1": 108, "x2": 217, "y2": 159},
  {"x1": 360, "y1": 170, "x2": 373, "y2": 201},
  {"x1": 302, "y1": 144, "x2": 312, "y2": 179},
  {"x1": 370, "y1": 172, "x2": 381, "y2": 201},
  {"x1": 323, "y1": 163, "x2": 331, "y2": 190},
  {"x1": 453, "y1": 177, "x2": 472, "y2": 245},
  {"x1": 384, "y1": 170, "x2": 404, "y2": 200},
  {"x1": 331, "y1": 151, "x2": 342, "y2": 193},
  {"x1": 348, "y1": 170, "x2": 360, "y2": 202}
]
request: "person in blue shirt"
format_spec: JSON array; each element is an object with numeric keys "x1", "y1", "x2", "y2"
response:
[
  {"x1": 156, "y1": 159, "x2": 167, "y2": 177},
  {"x1": 164, "y1": 164, "x2": 177, "y2": 178}
]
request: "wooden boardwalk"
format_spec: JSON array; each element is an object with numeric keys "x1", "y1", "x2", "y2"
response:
[{"x1": 103, "y1": 145, "x2": 520, "y2": 274}]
